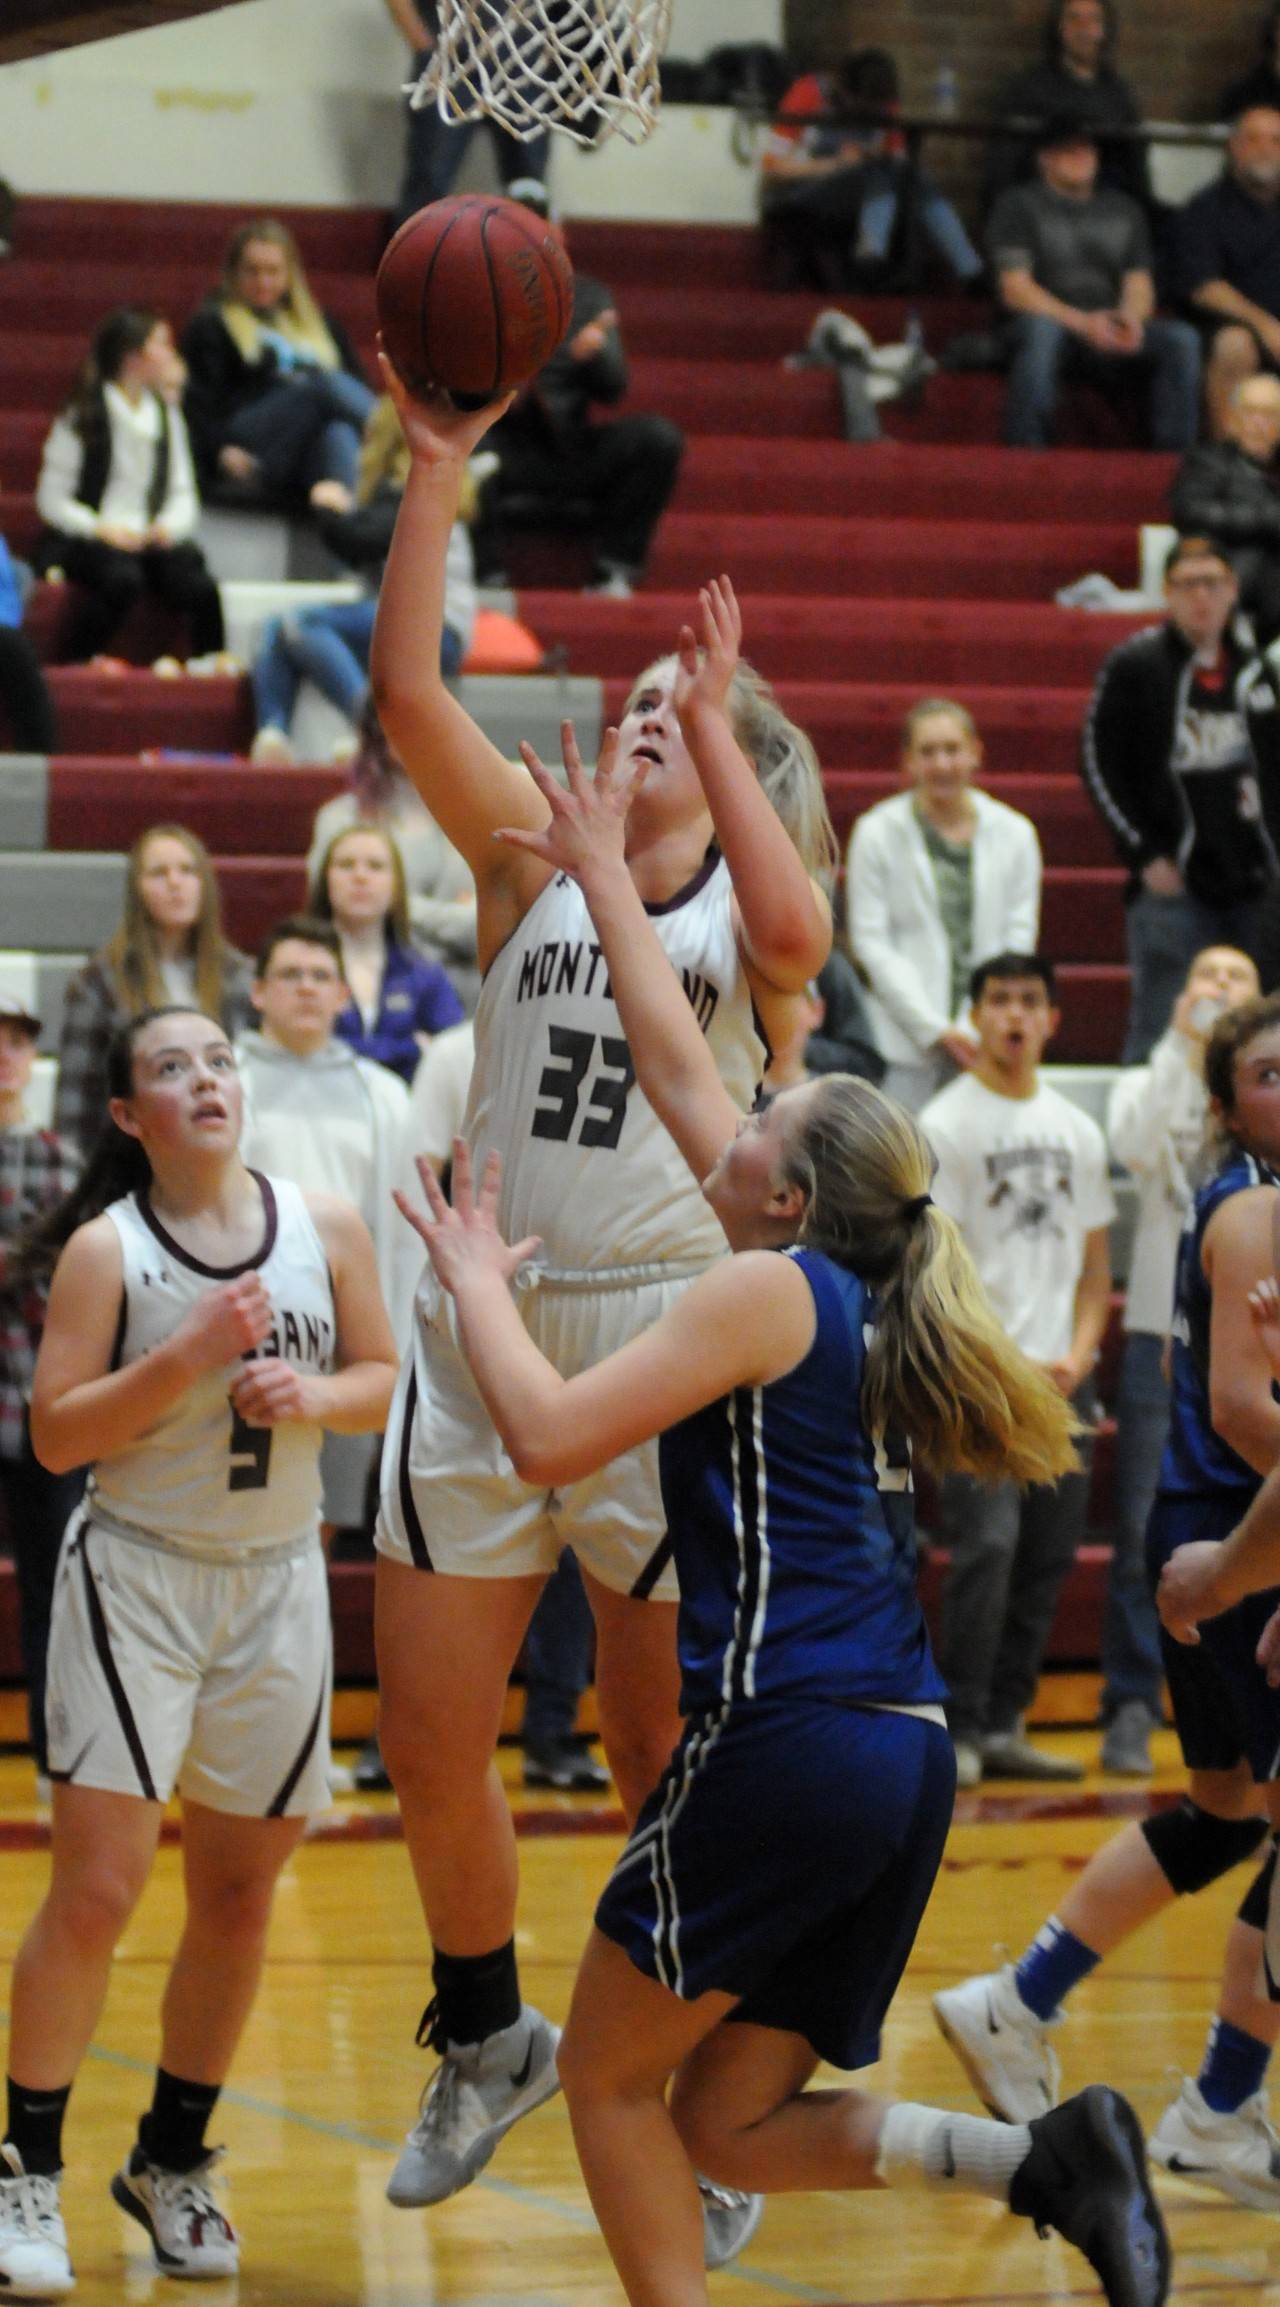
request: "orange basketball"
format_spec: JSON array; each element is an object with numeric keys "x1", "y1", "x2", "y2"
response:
[{"x1": 376, "y1": 193, "x2": 575, "y2": 405}]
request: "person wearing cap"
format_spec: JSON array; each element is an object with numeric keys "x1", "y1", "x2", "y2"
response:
[
  {"x1": 986, "y1": 111, "x2": 1200, "y2": 449},
  {"x1": 982, "y1": 0, "x2": 1149, "y2": 218},
  {"x1": 0, "y1": 999, "x2": 83, "y2": 1794},
  {"x1": 1082, "y1": 532, "x2": 1280, "y2": 1061},
  {"x1": 1174, "y1": 105, "x2": 1280, "y2": 439},
  {"x1": 469, "y1": 180, "x2": 683, "y2": 598}
]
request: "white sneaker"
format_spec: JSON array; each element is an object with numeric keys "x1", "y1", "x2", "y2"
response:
[
  {"x1": 1149, "y1": 2076, "x2": 1280, "y2": 2210},
  {"x1": 386, "y1": 2005, "x2": 562, "y2": 2207},
  {"x1": 0, "y1": 2145, "x2": 73, "y2": 2298},
  {"x1": 110, "y1": 2147, "x2": 240, "y2": 2277},
  {"x1": 248, "y1": 726, "x2": 295, "y2": 766},
  {"x1": 932, "y1": 1963, "x2": 1061, "y2": 2123},
  {"x1": 699, "y1": 2179, "x2": 764, "y2": 2267}
]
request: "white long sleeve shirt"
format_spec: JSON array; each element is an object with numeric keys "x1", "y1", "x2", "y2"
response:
[
  {"x1": 36, "y1": 383, "x2": 200, "y2": 543},
  {"x1": 1106, "y1": 1029, "x2": 1209, "y2": 1336}
]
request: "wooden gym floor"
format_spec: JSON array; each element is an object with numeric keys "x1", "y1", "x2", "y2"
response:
[{"x1": 0, "y1": 1674, "x2": 1271, "y2": 2306}]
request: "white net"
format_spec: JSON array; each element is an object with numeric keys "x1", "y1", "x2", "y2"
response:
[{"x1": 410, "y1": 0, "x2": 674, "y2": 149}]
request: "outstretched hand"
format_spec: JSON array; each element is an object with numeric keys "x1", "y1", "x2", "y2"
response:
[
  {"x1": 393, "y1": 1140, "x2": 540, "y2": 1298},
  {"x1": 376, "y1": 336, "x2": 514, "y2": 466},
  {"x1": 673, "y1": 575, "x2": 742, "y2": 728},
  {"x1": 495, "y1": 720, "x2": 646, "y2": 878}
]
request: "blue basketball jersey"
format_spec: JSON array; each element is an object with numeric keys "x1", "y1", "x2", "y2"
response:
[
  {"x1": 658, "y1": 1247, "x2": 945, "y2": 1714},
  {"x1": 1159, "y1": 1152, "x2": 1279, "y2": 1503}
]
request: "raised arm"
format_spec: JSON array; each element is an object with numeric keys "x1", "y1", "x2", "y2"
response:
[
  {"x1": 676, "y1": 580, "x2": 831, "y2": 997},
  {"x1": 505, "y1": 727, "x2": 742, "y2": 1189},
  {"x1": 368, "y1": 353, "x2": 550, "y2": 944},
  {"x1": 395, "y1": 1143, "x2": 815, "y2": 1483}
]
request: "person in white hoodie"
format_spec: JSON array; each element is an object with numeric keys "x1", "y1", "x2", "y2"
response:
[
  {"x1": 847, "y1": 699, "x2": 1043, "y2": 1111},
  {"x1": 1100, "y1": 943, "x2": 1260, "y2": 1775},
  {"x1": 236, "y1": 915, "x2": 411, "y2": 1537}
]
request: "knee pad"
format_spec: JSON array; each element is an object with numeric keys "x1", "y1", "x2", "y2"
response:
[
  {"x1": 1239, "y1": 1839, "x2": 1278, "y2": 1929},
  {"x1": 1141, "y1": 1797, "x2": 1268, "y2": 1894}
]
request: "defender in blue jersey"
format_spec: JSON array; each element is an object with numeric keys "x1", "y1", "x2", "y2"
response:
[
  {"x1": 396, "y1": 715, "x2": 1169, "y2": 2307},
  {"x1": 937, "y1": 990, "x2": 1280, "y2": 2216}
]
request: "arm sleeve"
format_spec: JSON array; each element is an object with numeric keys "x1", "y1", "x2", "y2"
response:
[
  {"x1": 1080, "y1": 644, "x2": 1179, "y2": 869},
  {"x1": 180, "y1": 309, "x2": 240, "y2": 478},
  {"x1": 846, "y1": 817, "x2": 952, "y2": 1052},
  {"x1": 917, "y1": 1107, "x2": 971, "y2": 1226},
  {"x1": 1001, "y1": 818, "x2": 1042, "y2": 956},
  {"x1": 986, "y1": 186, "x2": 1038, "y2": 280},
  {"x1": 1106, "y1": 1034, "x2": 1192, "y2": 1175},
  {"x1": 34, "y1": 416, "x2": 99, "y2": 539},
  {"x1": 52, "y1": 967, "x2": 114, "y2": 1152},
  {"x1": 157, "y1": 407, "x2": 201, "y2": 539},
  {"x1": 1077, "y1": 1118, "x2": 1118, "y2": 1230},
  {"x1": 1173, "y1": 191, "x2": 1225, "y2": 303}
]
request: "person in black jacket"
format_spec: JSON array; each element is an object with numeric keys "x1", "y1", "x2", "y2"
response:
[
  {"x1": 470, "y1": 181, "x2": 683, "y2": 596},
  {"x1": 1171, "y1": 373, "x2": 1280, "y2": 639},
  {"x1": 1082, "y1": 532, "x2": 1280, "y2": 1060},
  {"x1": 982, "y1": 0, "x2": 1149, "y2": 219},
  {"x1": 181, "y1": 218, "x2": 376, "y2": 511}
]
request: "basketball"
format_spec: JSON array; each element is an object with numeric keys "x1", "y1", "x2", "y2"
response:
[{"x1": 376, "y1": 193, "x2": 575, "y2": 406}]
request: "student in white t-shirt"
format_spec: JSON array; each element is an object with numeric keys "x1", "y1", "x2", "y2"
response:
[{"x1": 921, "y1": 952, "x2": 1114, "y2": 1790}]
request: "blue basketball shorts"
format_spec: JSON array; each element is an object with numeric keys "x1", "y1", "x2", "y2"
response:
[{"x1": 1147, "y1": 1490, "x2": 1280, "y2": 1782}]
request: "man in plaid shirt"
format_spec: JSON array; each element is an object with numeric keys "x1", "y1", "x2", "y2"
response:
[{"x1": 0, "y1": 998, "x2": 84, "y2": 1788}]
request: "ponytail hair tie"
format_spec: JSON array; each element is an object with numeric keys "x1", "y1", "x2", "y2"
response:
[{"x1": 904, "y1": 1192, "x2": 933, "y2": 1220}]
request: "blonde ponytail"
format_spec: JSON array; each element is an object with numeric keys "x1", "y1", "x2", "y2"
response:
[
  {"x1": 864, "y1": 1205, "x2": 1080, "y2": 1485},
  {"x1": 781, "y1": 1076, "x2": 1079, "y2": 1486}
]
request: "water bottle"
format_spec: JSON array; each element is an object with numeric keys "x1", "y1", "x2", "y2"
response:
[{"x1": 933, "y1": 62, "x2": 958, "y2": 118}]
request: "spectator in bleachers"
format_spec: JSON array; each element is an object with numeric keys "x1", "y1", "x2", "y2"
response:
[
  {"x1": 382, "y1": 0, "x2": 548, "y2": 227},
  {"x1": 1219, "y1": 7, "x2": 1280, "y2": 125},
  {"x1": 0, "y1": 998, "x2": 83, "y2": 1792},
  {"x1": 1082, "y1": 533, "x2": 1280, "y2": 1062},
  {"x1": 988, "y1": 114, "x2": 1200, "y2": 450},
  {"x1": 237, "y1": 915, "x2": 410, "y2": 1549},
  {"x1": 1101, "y1": 943, "x2": 1260, "y2": 1776},
  {"x1": 982, "y1": 0, "x2": 1149, "y2": 217},
  {"x1": 468, "y1": 180, "x2": 682, "y2": 598},
  {"x1": 249, "y1": 398, "x2": 477, "y2": 766},
  {"x1": 758, "y1": 46, "x2": 984, "y2": 293},
  {"x1": 53, "y1": 824, "x2": 253, "y2": 1153},
  {"x1": 1171, "y1": 373, "x2": 1280, "y2": 641},
  {"x1": 306, "y1": 823, "x2": 463, "y2": 1085},
  {"x1": 32, "y1": 309, "x2": 224, "y2": 666},
  {"x1": 307, "y1": 706, "x2": 478, "y2": 1002},
  {"x1": 804, "y1": 945, "x2": 885, "y2": 1083},
  {"x1": 922, "y1": 952, "x2": 1114, "y2": 1788},
  {"x1": 0, "y1": 531, "x2": 56, "y2": 752},
  {"x1": 846, "y1": 698, "x2": 1042, "y2": 1111},
  {"x1": 1176, "y1": 106, "x2": 1280, "y2": 438},
  {"x1": 181, "y1": 220, "x2": 375, "y2": 512}
]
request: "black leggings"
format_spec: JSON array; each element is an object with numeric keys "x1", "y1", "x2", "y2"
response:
[
  {"x1": 0, "y1": 625, "x2": 57, "y2": 750},
  {"x1": 40, "y1": 533, "x2": 224, "y2": 662}
]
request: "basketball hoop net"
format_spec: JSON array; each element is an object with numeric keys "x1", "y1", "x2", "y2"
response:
[{"x1": 410, "y1": 0, "x2": 674, "y2": 149}]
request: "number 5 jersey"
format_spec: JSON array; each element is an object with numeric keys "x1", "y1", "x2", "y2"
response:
[
  {"x1": 89, "y1": 1174, "x2": 335, "y2": 1559},
  {"x1": 465, "y1": 854, "x2": 766, "y2": 1276}
]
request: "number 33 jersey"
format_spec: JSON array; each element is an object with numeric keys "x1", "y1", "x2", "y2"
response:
[
  {"x1": 89, "y1": 1174, "x2": 335, "y2": 1559},
  {"x1": 467, "y1": 855, "x2": 766, "y2": 1274}
]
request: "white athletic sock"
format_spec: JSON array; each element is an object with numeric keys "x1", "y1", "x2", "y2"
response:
[{"x1": 875, "y1": 2102, "x2": 1032, "y2": 2201}]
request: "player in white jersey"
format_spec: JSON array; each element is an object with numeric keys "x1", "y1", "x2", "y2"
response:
[
  {"x1": 0, "y1": 1007, "x2": 396, "y2": 2300},
  {"x1": 370, "y1": 354, "x2": 834, "y2": 2243}
]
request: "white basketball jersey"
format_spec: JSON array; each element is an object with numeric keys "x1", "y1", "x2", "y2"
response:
[
  {"x1": 468, "y1": 855, "x2": 765, "y2": 1272},
  {"x1": 89, "y1": 1174, "x2": 334, "y2": 1560}
]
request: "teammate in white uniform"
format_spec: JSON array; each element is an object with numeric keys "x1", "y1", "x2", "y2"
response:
[
  {"x1": 0, "y1": 1006, "x2": 396, "y2": 2299},
  {"x1": 370, "y1": 356, "x2": 834, "y2": 2241}
]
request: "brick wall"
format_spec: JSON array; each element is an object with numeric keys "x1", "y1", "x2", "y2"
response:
[
  {"x1": 781, "y1": 2, "x2": 1270, "y2": 217},
  {"x1": 783, "y1": 2, "x2": 1264, "y2": 120}
]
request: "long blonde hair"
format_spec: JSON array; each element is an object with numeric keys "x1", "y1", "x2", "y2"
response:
[
  {"x1": 218, "y1": 217, "x2": 339, "y2": 372},
  {"x1": 624, "y1": 655, "x2": 838, "y2": 885},
  {"x1": 780, "y1": 1076, "x2": 1079, "y2": 1485},
  {"x1": 101, "y1": 825, "x2": 240, "y2": 1021}
]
